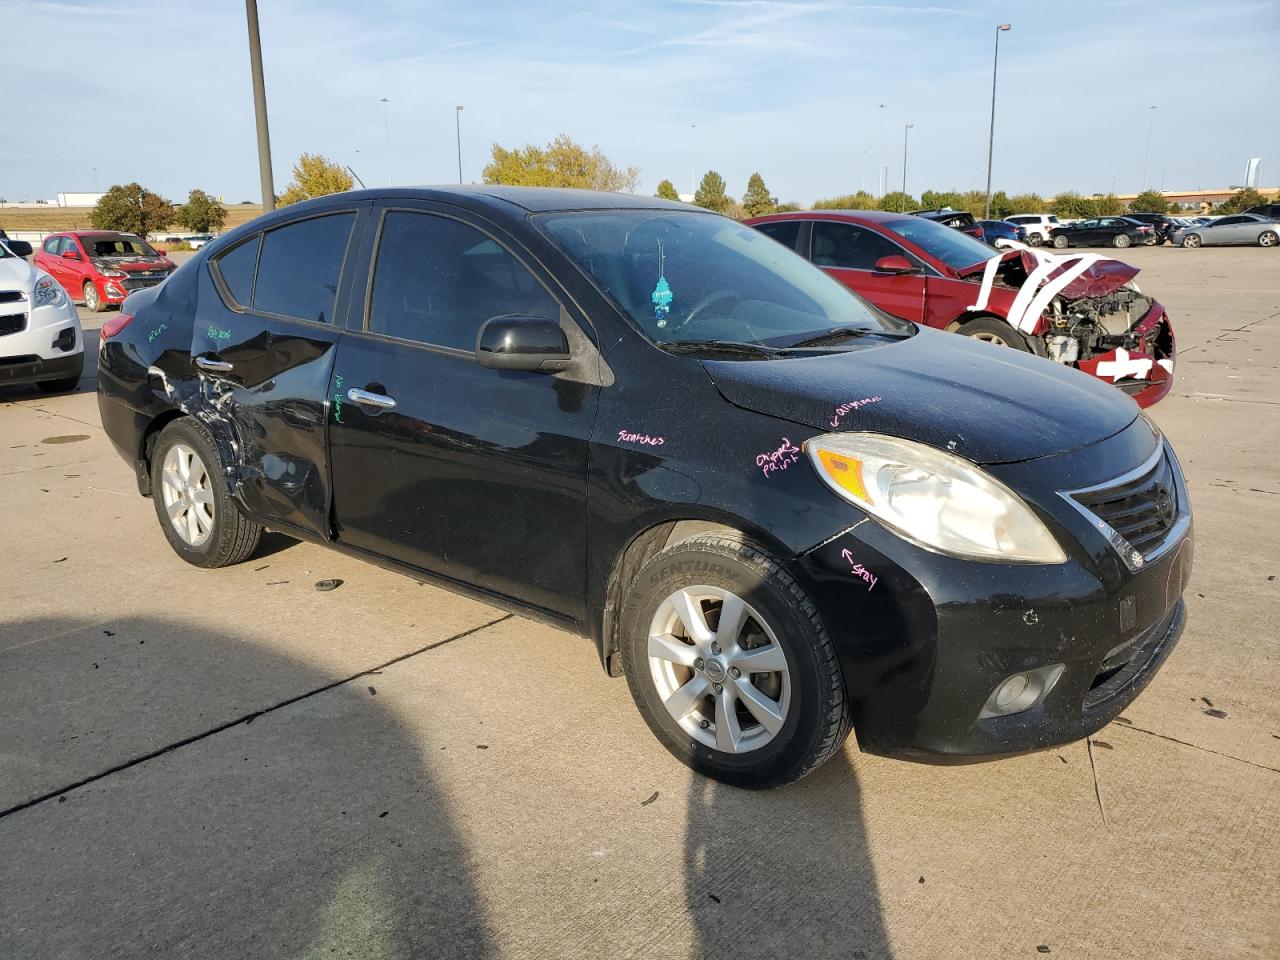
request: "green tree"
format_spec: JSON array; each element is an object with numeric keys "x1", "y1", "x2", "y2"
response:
[
  {"x1": 920, "y1": 189, "x2": 964, "y2": 211},
  {"x1": 694, "y1": 170, "x2": 729, "y2": 213},
  {"x1": 90, "y1": 183, "x2": 175, "y2": 236},
  {"x1": 1129, "y1": 190, "x2": 1169, "y2": 214},
  {"x1": 278, "y1": 153, "x2": 354, "y2": 206},
  {"x1": 1006, "y1": 192, "x2": 1046, "y2": 214},
  {"x1": 775, "y1": 201, "x2": 804, "y2": 213},
  {"x1": 1051, "y1": 191, "x2": 1095, "y2": 218},
  {"x1": 878, "y1": 191, "x2": 917, "y2": 213},
  {"x1": 176, "y1": 189, "x2": 227, "y2": 232},
  {"x1": 482, "y1": 134, "x2": 639, "y2": 192},
  {"x1": 741, "y1": 172, "x2": 775, "y2": 217},
  {"x1": 1215, "y1": 187, "x2": 1269, "y2": 213},
  {"x1": 1091, "y1": 193, "x2": 1124, "y2": 216},
  {"x1": 813, "y1": 191, "x2": 876, "y2": 210},
  {"x1": 986, "y1": 191, "x2": 1016, "y2": 219},
  {"x1": 655, "y1": 179, "x2": 681, "y2": 201}
]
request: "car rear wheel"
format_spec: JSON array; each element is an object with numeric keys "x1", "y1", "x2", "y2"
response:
[
  {"x1": 1259, "y1": 230, "x2": 1278, "y2": 247},
  {"x1": 82, "y1": 281, "x2": 104, "y2": 313},
  {"x1": 1027, "y1": 233, "x2": 1042, "y2": 246},
  {"x1": 620, "y1": 532, "x2": 850, "y2": 788},
  {"x1": 151, "y1": 418, "x2": 262, "y2": 568},
  {"x1": 1182, "y1": 234, "x2": 1202, "y2": 248},
  {"x1": 1113, "y1": 233, "x2": 1132, "y2": 248},
  {"x1": 1052, "y1": 234, "x2": 1069, "y2": 248},
  {"x1": 956, "y1": 316, "x2": 1031, "y2": 351}
]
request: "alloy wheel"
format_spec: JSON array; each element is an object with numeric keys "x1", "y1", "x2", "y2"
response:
[
  {"x1": 647, "y1": 586, "x2": 791, "y2": 754},
  {"x1": 1260, "y1": 231, "x2": 1278, "y2": 247},
  {"x1": 160, "y1": 442, "x2": 215, "y2": 546},
  {"x1": 84, "y1": 282, "x2": 99, "y2": 311},
  {"x1": 971, "y1": 331, "x2": 1009, "y2": 346}
]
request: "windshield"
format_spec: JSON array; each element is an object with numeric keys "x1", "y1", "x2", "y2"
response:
[
  {"x1": 86, "y1": 236, "x2": 158, "y2": 258},
  {"x1": 879, "y1": 215, "x2": 995, "y2": 270},
  {"x1": 538, "y1": 210, "x2": 907, "y2": 347}
]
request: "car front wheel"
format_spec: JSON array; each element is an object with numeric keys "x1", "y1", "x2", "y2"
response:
[
  {"x1": 620, "y1": 533, "x2": 850, "y2": 788},
  {"x1": 83, "y1": 281, "x2": 104, "y2": 313},
  {"x1": 1259, "y1": 230, "x2": 1278, "y2": 247},
  {"x1": 956, "y1": 316, "x2": 1031, "y2": 351},
  {"x1": 150, "y1": 418, "x2": 262, "y2": 568},
  {"x1": 1052, "y1": 234, "x2": 1069, "y2": 248}
]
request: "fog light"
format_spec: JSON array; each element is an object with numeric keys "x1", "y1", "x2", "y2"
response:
[
  {"x1": 52, "y1": 327, "x2": 76, "y2": 352},
  {"x1": 107, "y1": 283, "x2": 126, "y2": 297},
  {"x1": 979, "y1": 664, "x2": 1065, "y2": 719}
]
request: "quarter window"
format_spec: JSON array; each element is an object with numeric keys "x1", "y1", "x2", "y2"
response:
[
  {"x1": 252, "y1": 213, "x2": 355, "y2": 323},
  {"x1": 810, "y1": 222, "x2": 905, "y2": 270},
  {"x1": 212, "y1": 235, "x2": 260, "y2": 308},
  {"x1": 368, "y1": 211, "x2": 560, "y2": 350}
]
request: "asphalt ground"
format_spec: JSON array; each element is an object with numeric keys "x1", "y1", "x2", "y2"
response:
[{"x1": 1, "y1": 245, "x2": 1277, "y2": 959}]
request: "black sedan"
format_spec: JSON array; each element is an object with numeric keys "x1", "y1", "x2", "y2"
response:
[
  {"x1": 1050, "y1": 216, "x2": 1155, "y2": 249},
  {"x1": 96, "y1": 187, "x2": 1192, "y2": 787}
]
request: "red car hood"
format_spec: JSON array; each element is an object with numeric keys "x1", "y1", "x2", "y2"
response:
[
  {"x1": 94, "y1": 256, "x2": 172, "y2": 272},
  {"x1": 956, "y1": 249, "x2": 1139, "y2": 299}
]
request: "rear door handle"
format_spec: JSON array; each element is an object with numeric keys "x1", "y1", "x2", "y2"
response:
[
  {"x1": 195, "y1": 355, "x2": 234, "y2": 373},
  {"x1": 347, "y1": 388, "x2": 397, "y2": 410}
]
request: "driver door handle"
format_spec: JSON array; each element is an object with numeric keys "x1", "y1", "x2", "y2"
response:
[
  {"x1": 195, "y1": 355, "x2": 234, "y2": 373},
  {"x1": 347, "y1": 388, "x2": 397, "y2": 410}
]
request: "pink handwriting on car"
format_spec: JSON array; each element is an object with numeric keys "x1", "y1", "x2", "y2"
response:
[
  {"x1": 756, "y1": 438, "x2": 801, "y2": 477},
  {"x1": 840, "y1": 548, "x2": 878, "y2": 590},
  {"x1": 618, "y1": 429, "x2": 665, "y2": 446},
  {"x1": 830, "y1": 396, "x2": 882, "y2": 428}
]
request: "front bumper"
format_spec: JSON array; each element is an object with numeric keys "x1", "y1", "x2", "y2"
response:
[
  {"x1": 788, "y1": 421, "x2": 1192, "y2": 762},
  {"x1": 1076, "y1": 305, "x2": 1175, "y2": 409},
  {"x1": 0, "y1": 296, "x2": 84, "y2": 387}
]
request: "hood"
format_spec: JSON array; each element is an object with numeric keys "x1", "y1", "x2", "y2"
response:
[
  {"x1": 957, "y1": 249, "x2": 1139, "y2": 299},
  {"x1": 0, "y1": 255, "x2": 39, "y2": 291},
  {"x1": 94, "y1": 256, "x2": 172, "y2": 272},
  {"x1": 702, "y1": 328, "x2": 1137, "y2": 464}
]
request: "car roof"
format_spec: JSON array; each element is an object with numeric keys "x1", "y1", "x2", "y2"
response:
[
  {"x1": 327, "y1": 185, "x2": 691, "y2": 214},
  {"x1": 747, "y1": 209, "x2": 910, "y2": 224}
]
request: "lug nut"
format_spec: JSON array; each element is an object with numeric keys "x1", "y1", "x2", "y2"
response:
[
  {"x1": 729, "y1": 667, "x2": 741, "y2": 679},
  {"x1": 713, "y1": 682, "x2": 723, "y2": 694},
  {"x1": 694, "y1": 657, "x2": 705, "y2": 670},
  {"x1": 711, "y1": 642, "x2": 722, "y2": 654},
  {"x1": 699, "y1": 719, "x2": 710, "y2": 729}
]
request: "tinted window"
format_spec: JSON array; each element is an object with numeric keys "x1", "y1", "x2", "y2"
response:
[
  {"x1": 43, "y1": 236, "x2": 61, "y2": 254},
  {"x1": 213, "y1": 235, "x2": 261, "y2": 307},
  {"x1": 253, "y1": 213, "x2": 355, "y2": 323},
  {"x1": 811, "y1": 222, "x2": 905, "y2": 270},
  {"x1": 369, "y1": 211, "x2": 560, "y2": 350},
  {"x1": 878, "y1": 215, "x2": 995, "y2": 270},
  {"x1": 754, "y1": 220, "x2": 802, "y2": 250}
]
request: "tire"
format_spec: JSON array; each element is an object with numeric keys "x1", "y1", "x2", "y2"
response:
[
  {"x1": 1052, "y1": 234, "x2": 1069, "y2": 249},
  {"x1": 619, "y1": 532, "x2": 851, "y2": 788},
  {"x1": 955, "y1": 316, "x2": 1031, "y2": 351},
  {"x1": 1259, "y1": 231, "x2": 1278, "y2": 248},
  {"x1": 150, "y1": 417, "x2": 262, "y2": 568},
  {"x1": 37, "y1": 375, "x2": 81, "y2": 393},
  {"x1": 1182, "y1": 234, "x2": 1201, "y2": 248},
  {"x1": 1113, "y1": 233, "x2": 1131, "y2": 248},
  {"x1": 83, "y1": 281, "x2": 105, "y2": 313},
  {"x1": 1027, "y1": 233, "x2": 1042, "y2": 247}
]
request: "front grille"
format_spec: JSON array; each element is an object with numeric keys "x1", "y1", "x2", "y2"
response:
[
  {"x1": 0, "y1": 290, "x2": 25, "y2": 305},
  {"x1": 1073, "y1": 448, "x2": 1178, "y2": 557},
  {"x1": 121, "y1": 275, "x2": 166, "y2": 291},
  {"x1": 0, "y1": 312, "x2": 27, "y2": 337}
]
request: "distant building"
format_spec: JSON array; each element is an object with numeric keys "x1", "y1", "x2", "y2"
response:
[
  {"x1": 1244, "y1": 158, "x2": 1262, "y2": 188},
  {"x1": 55, "y1": 192, "x2": 105, "y2": 207},
  {"x1": 1115, "y1": 186, "x2": 1278, "y2": 213}
]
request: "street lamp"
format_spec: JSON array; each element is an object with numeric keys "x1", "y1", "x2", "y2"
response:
[
  {"x1": 877, "y1": 103, "x2": 886, "y2": 197},
  {"x1": 901, "y1": 123, "x2": 914, "y2": 210},
  {"x1": 455, "y1": 105, "x2": 464, "y2": 184},
  {"x1": 690, "y1": 122, "x2": 697, "y2": 197},
  {"x1": 860, "y1": 149, "x2": 868, "y2": 195},
  {"x1": 380, "y1": 97, "x2": 392, "y2": 186},
  {"x1": 244, "y1": 0, "x2": 275, "y2": 211},
  {"x1": 1142, "y1": 105, "x2": 1158, "y2": 191},
  {"x1": 984, "y1": 23, "x2": 1012, "y2": 220}
]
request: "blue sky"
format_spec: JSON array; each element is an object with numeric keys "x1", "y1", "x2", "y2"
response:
[{"x1": 3, "y1": 0, "x2": 1277, "y2": 205}]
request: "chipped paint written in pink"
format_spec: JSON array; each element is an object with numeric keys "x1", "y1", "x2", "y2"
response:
[{"x1": 757, "y1": 438, "x2": 802, "y2": 477}]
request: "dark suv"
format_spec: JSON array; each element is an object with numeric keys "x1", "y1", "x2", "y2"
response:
[
  {"x1": 1244, "y1": 203, "x2": 1280, "y2": 220},
  {"x1": 1123, "y1": 212, "x2": 1178, "y2": 245}
]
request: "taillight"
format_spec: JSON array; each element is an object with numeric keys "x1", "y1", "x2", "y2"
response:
[{"x1": 100, "y1": 312, "x2": 134, "y2": 343}]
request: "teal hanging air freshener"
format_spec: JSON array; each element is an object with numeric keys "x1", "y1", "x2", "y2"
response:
[{"x1": 652, "y1": 239, "x2": 673, "y2": 327}]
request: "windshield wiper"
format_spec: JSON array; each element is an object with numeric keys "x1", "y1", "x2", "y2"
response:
[
  {"x1": 787, "y1": 326, "x2": 882, "y2": 347},
  {"x1": 662, "y1": 339, "x2": 781, "y2": 359}
]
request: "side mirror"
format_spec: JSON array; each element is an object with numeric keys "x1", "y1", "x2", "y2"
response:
[
  {"x1": 475, "y1": 315, "x2": 571, "y2": 372},
  {"x1": 873, "y1": 255, "x2": 919, "y2": 275},
  {"x1": 7, "y1": 240, "x2": 32, "y2": 257},
  {"x1": 62, "y1": 249, "x2": 81, "y2": 260}
]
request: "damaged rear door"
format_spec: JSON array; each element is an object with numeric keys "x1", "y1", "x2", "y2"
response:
[{"x1": 191, "y1": 201, "x2": 371, "y2": 538}]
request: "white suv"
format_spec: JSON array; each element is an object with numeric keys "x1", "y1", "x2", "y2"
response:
[
  {"x1": 0, "y1": 238, "x2": 85, "y2": 392},
  {"x1": 1004, "y1": 214, "x2": 1060, "y2": 246}
]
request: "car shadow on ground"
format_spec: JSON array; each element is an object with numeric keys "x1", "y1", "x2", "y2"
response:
[{"x1": 0, "y1": 615, "x2": 496, "y2": 959}]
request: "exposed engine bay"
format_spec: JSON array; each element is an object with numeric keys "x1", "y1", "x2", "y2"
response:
[{"x1": 1044, "y1": 287, "x2": 1155, "y2": 365}]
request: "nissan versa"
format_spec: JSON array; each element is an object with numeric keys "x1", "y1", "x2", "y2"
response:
[{"x1": 96, "y1": 188, "x2": 1192, "y2": 788}]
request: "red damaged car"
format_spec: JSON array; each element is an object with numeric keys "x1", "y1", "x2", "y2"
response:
[
  {"x1": 35, "y1": 231, "x2": 175, "y2": 313},
  {"x1": 746, "y1": 210, "x2": 1174, "y2": 407}
]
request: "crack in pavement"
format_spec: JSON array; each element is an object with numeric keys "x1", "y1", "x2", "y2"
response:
[
  {"x1": 1109, "y1": 721, "x2": 1280, "y2": 775},
  {"x1": 0, "y1": 458, "x2": 94, "y2": 478},
  {"x1": 0, "y1": 613, "x2": 514, "y2": 821},
  {"x1": 6, "y1": 403, "x2": 106, "y2": 430},
  {"x1": 1173, "y1": 308, "x2": 1278, "y2": 357}
]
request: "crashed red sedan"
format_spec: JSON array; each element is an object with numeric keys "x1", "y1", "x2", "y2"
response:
[{"x1": 746, "y1": 210, "x2": 1174, "y2": 407}]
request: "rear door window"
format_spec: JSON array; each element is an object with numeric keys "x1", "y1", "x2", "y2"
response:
[
  {"x1": 211, "y1": 236, "x2": 260, "y2": 308},
  {"x1": 810, "y1": 222, "x2": 905, "y2": 270},
  {"x1": 367, "y1": 211, "x2": 560, "y2": 351},
  {"x1": 252, "y1": 213, "x2": 355, "y2": 323},
  {"x1": 754, "y1": 220, "x2": 802, "y2": 251}
]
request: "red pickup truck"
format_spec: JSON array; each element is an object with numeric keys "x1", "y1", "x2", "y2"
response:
[{"x1": 35, "y1": 231, "x2": 175, "y2": 312}]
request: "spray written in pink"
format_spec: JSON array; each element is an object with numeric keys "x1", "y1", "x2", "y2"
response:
[
  {"x1": 618, "y1": 429, "x2": 665, "y2": 446},
  {"x1": 756, "y1": 438, "x2": 801, "y2": 477},
  {"x1": 840, "y1": 548, "x2": 878, "y2": 591},
  {"x1": 829, "y1": 396, "x2": 882, "y2": 428}
]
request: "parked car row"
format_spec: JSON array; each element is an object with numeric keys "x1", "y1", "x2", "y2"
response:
[
  {"x1": 94, "y1": 186, "x2": 1192, "y2": 787},
  {"x1": 34, "y1": 231, "x2": 176, "y2": 312}
]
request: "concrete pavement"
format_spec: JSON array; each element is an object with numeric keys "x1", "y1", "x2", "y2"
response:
[{"x1": 1, "y1": 246, "x2": 1276, "y2": 958}]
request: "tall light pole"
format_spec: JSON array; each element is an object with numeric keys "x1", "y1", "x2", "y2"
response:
[
  {"x1": 455, "y1": 105, "x2": 464, "y2": 184},
  {"x1": 860, "y1": 149, "x2": 868, "y2": 195},
  {"x1": 245, "y1": 0, "x2": 275, "y2": 211},
  {"x1": 690, "y1": 122, "x2": 697, "y2": 197},
  {"x1": 984, "y1": 23, "x2": 1011, "y2": 219},
  {"x1": 901, "y1": 123, "x2": 913, "y2": 210},
  {"x1": 1142, "y1": 105, "x2": 1157, "y2": 191},
  {"x1": 380, "y1": 97, "x2": 392, "y2": 186},
  {"x1": 876, "y1": 103, "x2": 886, "y2": 197}
]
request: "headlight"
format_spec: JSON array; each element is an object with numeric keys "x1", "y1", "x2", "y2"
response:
[
  {"x1": 33, "y1": 275, "x2": 65, "y2": 308},
  {"x1": 806, "y1": 433, "x2": 1068, "y2": 563},
  {"x1": 96, "y1": 265, "x2": 127, "y2": 278}
]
